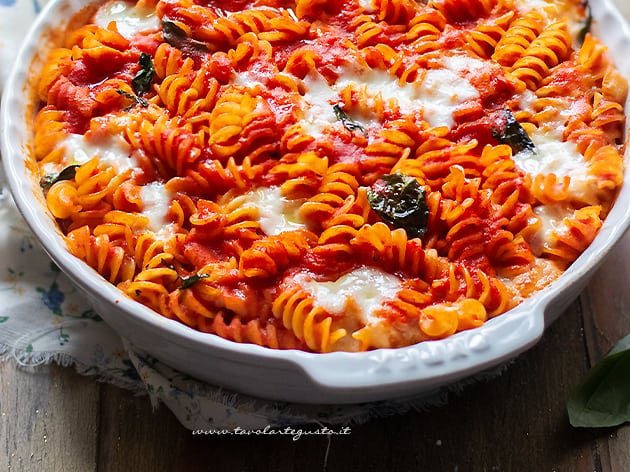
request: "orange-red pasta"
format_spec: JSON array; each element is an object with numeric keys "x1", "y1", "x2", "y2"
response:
[{"x1": 32, "y1": 0, "x2": 626, "y2": 352}]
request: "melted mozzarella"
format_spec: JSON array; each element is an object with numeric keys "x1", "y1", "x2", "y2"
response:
[
  {"x1": 443, "y1": 54, "x2": 487, "y2": 76},
  {"x1": 232, "y1": 70, "x2": 266, "y2": 89},
  {"x1": 513, "y1": 131, "x2": 596, "y2": 203},
  {"x1": 358, "y1": 0, "x2": 376, "y2": 12},
  {"x1": 514, "y1": 0, "x2": 553, "y2": 8},
  {"x1": 414, "y1": 68, "x2": 479, "y2": 128},
  {"x1": 518, "y1": 89, "x2": 538, "y2": 115},
  {"x1": 59, "y1": 133, "x2": 137, "y2": 172},
  {"x1": 337, "y1": 67, "x2": 479, "y2": 128},
  {"x1": 241, "y1": 186, "x2": 306, "y2": 236},
  {"x1": 530, "y1": 203, "x2": 574, "y2": 255},
  {"x1": 94, "y1": 1, "x2": 160, "y2": 39},
  {"x1": 299, "y1": 267, "x2": 401, "y2": 325},
  {"x1": 301, "y1": 74, "x2": 341, "y2": 138},
  {"x1": 139, "y1": 182, "x2": 172, "y2": 234},
  {"x1": 299, "y1": 63, "x2": 479, "y2": 135}
]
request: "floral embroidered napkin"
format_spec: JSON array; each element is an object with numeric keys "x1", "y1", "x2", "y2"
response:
[{"x1": 0, "y1": 0, "x2": 461, "y2": 429}]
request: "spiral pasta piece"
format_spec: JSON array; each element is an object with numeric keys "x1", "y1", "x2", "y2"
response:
[
  {"x1": 272, "y1": 286, "x2": 347, "y2": 352},
  {"x1": 510, "y1": 20, "x2": 572, "y2": 90}
]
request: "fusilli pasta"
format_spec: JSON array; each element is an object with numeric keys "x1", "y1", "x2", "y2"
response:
[{"x1": 32, "y1": 0, "x2": 626, "y2": 352}]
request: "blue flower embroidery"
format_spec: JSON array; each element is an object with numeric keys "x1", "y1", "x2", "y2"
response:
[
  {"x1": 36, "y1": 263, "x2": 66, "y2": 316},
  {"x1": 39, "y1": 282, "x2": 65, "y2": 315}
]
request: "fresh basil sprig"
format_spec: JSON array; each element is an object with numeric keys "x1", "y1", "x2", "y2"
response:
[
  {"x1": 367, "y1": 172, "x2": 429, "y2": 238},
  {"x1": 576, "y1": 1, "x2": 592, "y2": 47},
  {"x1": 39, "y1": 164, "x2": 81, "y2": 191},
  {"x1": 132, "y1": 52, "x2": 155, "y2": 96},
  {"x1": 567, "y1": 334, "x2": 630, "y2": 428},
  {"x1": 116, "y1": 89, "x2": 149, "y2": 108},
  {"x1": 116, "y1": 53, "x2": 154, "y2": 109},
  {"x1": 333, "y1": 104, "x2": 368, "y2": 137},
  {"x1": 162, "y1": 19, "x2": 209, "y2": 55},
  {"x1": 180, "y1": 273, "x2": 209, "y2": 289},
  {"x1": 491, "y1": 109, "x2": 535, "y2": 155}
]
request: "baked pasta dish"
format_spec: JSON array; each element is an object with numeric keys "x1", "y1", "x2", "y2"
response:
[{"x1": 33, "y1": 0, "x2": 628, "y2": 352}]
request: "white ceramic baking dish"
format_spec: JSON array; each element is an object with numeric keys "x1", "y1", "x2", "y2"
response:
[{"x1": 2, "y1": 0, "x2": 630, "y2": 403}]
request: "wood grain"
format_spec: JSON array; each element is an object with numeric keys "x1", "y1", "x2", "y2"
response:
[
  {"x1": 0, "y1": 363, "x2": 98, "y2": 471},
  {"x1": 581, "y1": 230, "x2": 630, "y2": 472}
]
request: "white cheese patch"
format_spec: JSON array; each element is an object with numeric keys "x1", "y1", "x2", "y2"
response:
[
  {"x1": 232, "y1": 70, "x2": 266, "y2": 89},
  {"x1": 512, "y1": 0, "x2": 556, "y2": 16},
  {"x1": 442, "y1": 54, "x2": 487, "y2": 77},
  {"x1": 299, "y1": 61, "x2": 480, "y2": 135},
  {"x1": 518, "y1": 89, "x2": 538, "y2": 115},
  {"x1": 514, "y1": 0, "x2": 553, "y2": 9},
  {"x1": 241, "y1": 186, "x2": 306, "y2": 236},
  {"x1": 358, "y1": 0, "x2": 376, "y2": 13},
  {"x1": 139, "y1": 182, "x2": 174, "y2": 236},
  {"x1": 299, "y1": 267, "x2": 401, "y2": 325},
  {"x1": 414, "y1": 68, "x2": 479, "y2": 128},
  {"x1": 59, "y1": 133, "x2": 137, "y2": 172},
  {"x1": 530, "y1": 203, "x2": 574, "y2": 255},
  {"x1": 301, "y1": 74, "x2": 341, "y2": 138},
  {"x1": 337, "y1": 67, "x2": 479, "y2": 129},
  {"x1": 94, "y1": 1, "x2": 160, "y2": 39},
  {"x1": 41, "y1": 162, "x2": 63, "y2": 177},
  {"x1": 513, "y1": 130, "x2": 596, "y2": 203}
]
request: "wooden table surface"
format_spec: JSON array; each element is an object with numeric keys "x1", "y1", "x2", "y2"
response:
[{"x1": 3, "y1": 2, "x2": 630, "y2": 470}]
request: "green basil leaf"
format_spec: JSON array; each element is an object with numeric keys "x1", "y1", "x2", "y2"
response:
[
  {"x1": 491, "y1": 109, "x2": 535, "y2": 155},
  {"x1": 567, "y1": 334, "x2": 630, "y2": 428},
  {"x1": 116, "y1": 89, "x2": 149, "y2": 108},
  {"x1": 367, "y1": 173, "x2": 429, "y2": 238},
  {"x1": 333, "y1": 104, "x2": 368, "y2": 137},
  {"x1": 132, "y1": 52, "x2": 155, "y2": 96},
  {"x1": 180, "y1": 273, "x2": 209, "y2": 289},
  {"x1": 162, "y1": 19, "x2": 209, "y2": 55},
  {"x1": 39, "y1": 164, "x2": 81, "y2": 191},
  {"x1": 576, "y1": 2, "x2": 592, "y2": 47}
]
